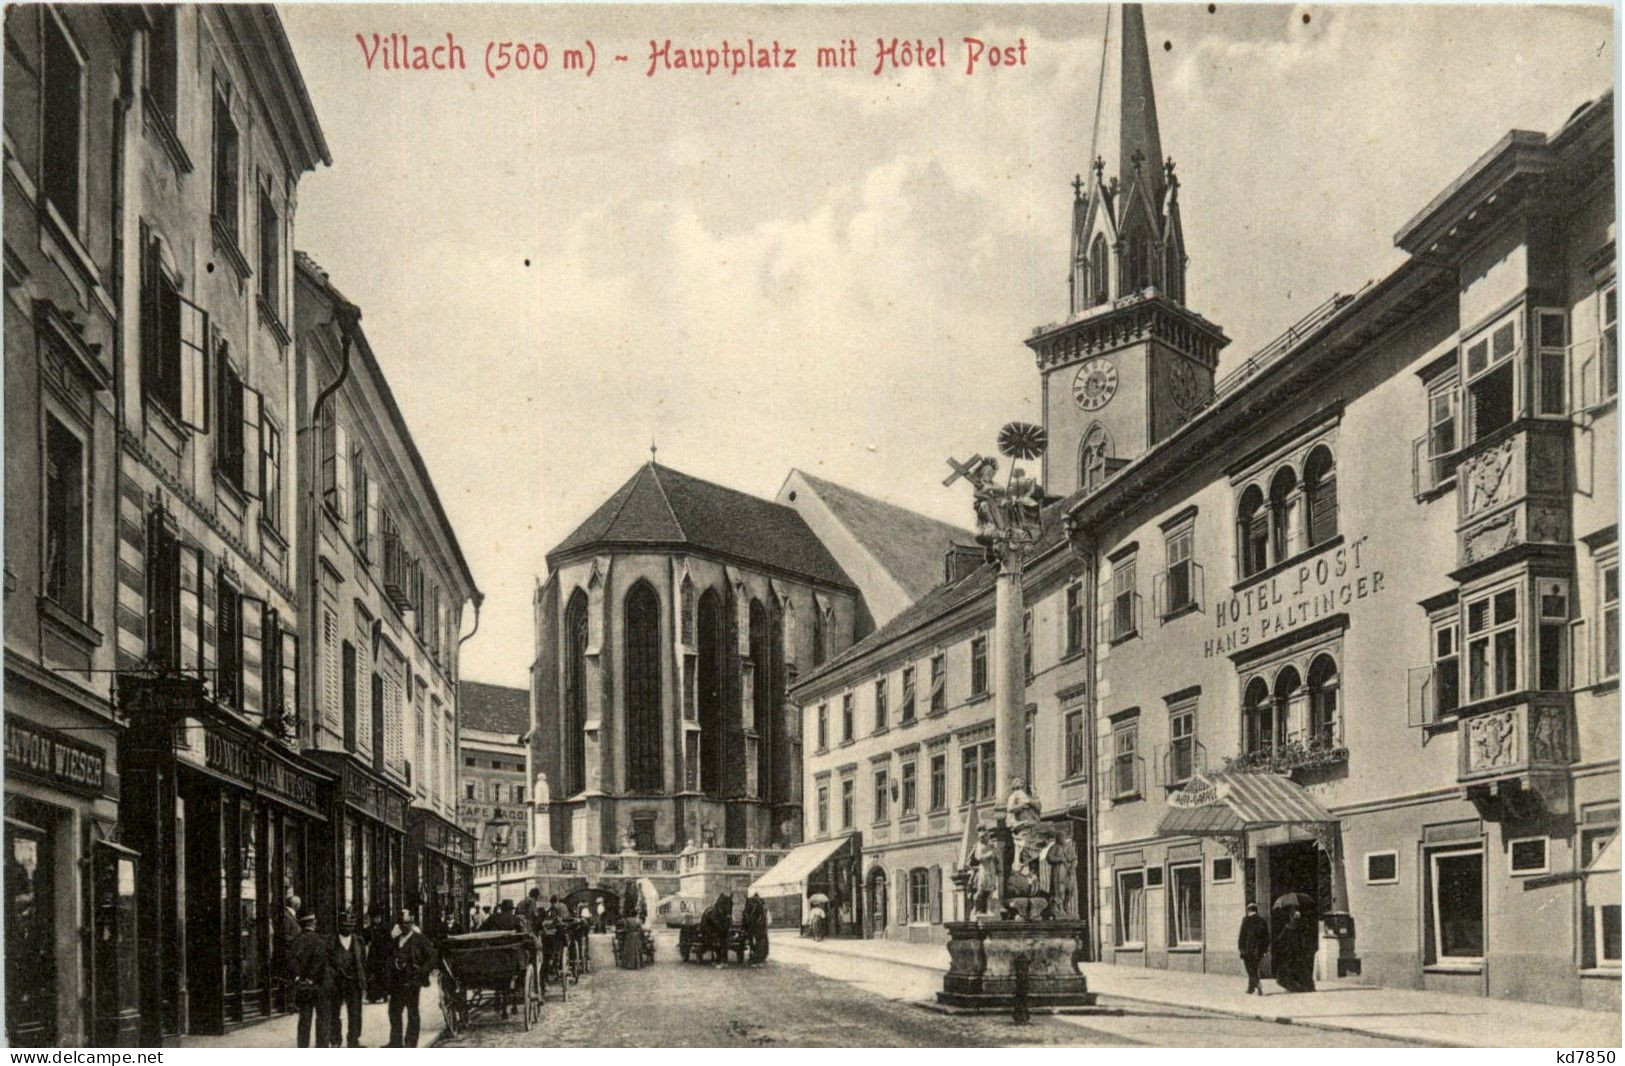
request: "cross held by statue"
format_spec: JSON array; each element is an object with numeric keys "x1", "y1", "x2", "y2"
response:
[{"x1": 943, "y1": 453, "x2": 987, "y2": 487}]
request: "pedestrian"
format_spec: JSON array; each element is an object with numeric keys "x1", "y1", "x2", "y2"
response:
[
  {"x1": 743, "y1": 892, "x2": 769, "y2": 965},
  {"x1": 382, "y1": 908, "x2": 438, "y2": 1047},
  {"x1": 289, "y1": 912, "x2": 329, "y2": 1047},
  {"x1": 467, "y1": 901, "x2": 480, "y2": 931},
  {"x1": 482, "y1": 898, "x2": 523, "y2": 932},
  {"x1": 808, "y1": 899, "x2": 827, "y2": 942},
  {"x1": 595, "y1": 897, "x2": 606, "y2": 933},
  {"x1": 1294, "y1": 907, "x2": 1319, "y2": 992},
  {"x1": 326, "y1": 910, "x2": 367, "y2": 1047},
  {"x1": 1273, "y1": 907, "x2": 1309, "y2": 993},
  {"x1": 1237, "y1": 903, "x2": 1269, "y2": 996},
  {"x1": 520, "y1": 887, "x2": 542, "y2": 931}
]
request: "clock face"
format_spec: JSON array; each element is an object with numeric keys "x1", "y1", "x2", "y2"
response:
[{"x1": 1073, "y1": 358, "x2": 1119, "y2": 412}]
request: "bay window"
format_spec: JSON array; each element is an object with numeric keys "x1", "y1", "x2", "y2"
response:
[
  {"x1": 1465, "y1": 585, "x2": 1519, "y2": 702},
  {"x1": 1602, "y1": 561, "x2": 1619, "y2": 682},
  {"x1": 1534, "y1": 308, "x2": 1568, "y2": 416},
  {"x1": 1536, "y1": 577, "x2": 1569, "y2": 691},
  {"x1": 1464, "y1": 316, "x2": 1520, "y2": 443}
]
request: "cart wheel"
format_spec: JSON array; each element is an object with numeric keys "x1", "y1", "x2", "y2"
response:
[
  {"x1": 522, "y1": 969, "x2": 537, "y2": 1032},
  {"x1": 439, "y1": 985, "x2": 459, "y2": 1039}
]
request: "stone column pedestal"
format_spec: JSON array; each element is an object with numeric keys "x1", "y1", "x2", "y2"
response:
[{"x1": 937, "y1": 919, "x2": 1098, "y2": 1011}]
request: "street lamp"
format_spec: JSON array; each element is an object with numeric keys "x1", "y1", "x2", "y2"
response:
[{"x1": 486, "y1": 813, "x2": 513, "y2": 908}]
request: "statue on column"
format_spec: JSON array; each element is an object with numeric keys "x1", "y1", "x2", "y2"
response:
[{"x1": 944, "y1": 422, "x2": 1049, "y2": 565}]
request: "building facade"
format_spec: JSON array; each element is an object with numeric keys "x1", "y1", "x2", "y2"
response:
[
  {"x1": 295, "y1": 254, "x2": 480, "y2": 942},
  {"x1": 795, "y1": 3, "x2": 1618, "y2": 1011},
  {"x1": 3, "y1": 4, "x2": 141, "y2": 1046},
  {"x1": 458, "y1": 679, "x2": 530, "y2": 863}
]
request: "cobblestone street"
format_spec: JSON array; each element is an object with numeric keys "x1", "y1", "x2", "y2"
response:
[{"x1": 440, "y1": 933, "x2": 1416, "y2": 1048}]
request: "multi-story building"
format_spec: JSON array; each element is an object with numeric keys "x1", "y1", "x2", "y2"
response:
[
  {"x1": 526, "y1": 461, "x2": 967, "y2": 912},
  {"x1": 458, "y1": 679, "x2": 530, "y2": 864},
  {"x1": 2, "y1": 5, "x2": 141, "y2": 1046},
  {"x1": 795, "y1": 3, "x2": 1618, "y2": 1012},
  {"x1": 96, "y1": 4, "x2": 331, "y2": 1043},
  {"x1": 294, "y1": 254, "x2": 480, "y2": 941}
]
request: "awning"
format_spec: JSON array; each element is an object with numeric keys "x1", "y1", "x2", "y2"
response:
[
  {"x1": 1158, "y1": 771, "x2": 1336, "y2": 837},
  {"x1": 1588, "y1": 833, "x2": 1620, "y2": 901},
  {"x1": 749, "y1": 834, "x2": 854, "y2": 899}
]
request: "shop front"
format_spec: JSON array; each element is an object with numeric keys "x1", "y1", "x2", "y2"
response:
[
  {"x1": 749, "y1": 832, "x2": 862, "y2": 936},
  {"x1": 307, "y1": 752, "x2": 411, "y2": 936},
  {"x1": 3, "y1": 694, "x2": 135, "y2": 1047},
  {"x1": 1158, "y1": 770, "x2": 1354, "y2": 980},
  {"x1": 407, "y1": 807, "x2": 474, "y2": 937},
  {"x1": 119, "y1": 675, "x2": 334, "y2": 1042}
]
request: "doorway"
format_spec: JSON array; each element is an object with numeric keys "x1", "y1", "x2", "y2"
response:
[
  {"x1": 868, "y1": 867, "x2": 888, "y2": 938},
  {"x1": 5, "y1": 812, "x2": 57, "y2": 1047}
]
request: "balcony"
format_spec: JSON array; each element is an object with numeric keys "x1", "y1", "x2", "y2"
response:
[
  {"x1": 1224, "y1": 720, "x2": 1348, "y2": 778},
  {"x1": 1453, "y1": 422, "x2": 1571, "y2": 574}
]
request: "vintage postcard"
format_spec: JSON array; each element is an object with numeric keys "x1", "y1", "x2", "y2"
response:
[{"x1": 1, "y1": 0, "x2": 1619, "y2": 1050}]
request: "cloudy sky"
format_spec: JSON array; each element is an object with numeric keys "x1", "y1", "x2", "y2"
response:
[{"x1": 280, "y1": 3, "x2": 1613, "y2": 688}]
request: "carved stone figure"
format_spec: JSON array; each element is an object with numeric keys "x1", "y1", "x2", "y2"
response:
[
  {"x1": 1046, "y1": 834, "x2": 1079, "y2": 918},
  {"x1": 967, "y1": 826, "x2": 1001, "y2": 915},
  {"x1": 701, "y1": 820, "x2": 718, "y2": 848},
  {"x1": 533, "y1": 771, "x2": 551, "y2": 806}
]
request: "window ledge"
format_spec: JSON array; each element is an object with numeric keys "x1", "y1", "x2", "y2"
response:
[
  {"x1": 1060, "y1": 773, "x2": 1089, "y2": 787},
  {"x1": 872, "y1": 726, "x2": 890, "y2": 737},
  {"x1": 1159, "y1": 601, "x2": 1202, "y2": 625},
  {"x1": 1109, "y1": 630, "x2": 1139, "y2": 646},
  {"x1": 838, "y1": 739, "x2": 854, "y2": 749},
  {"x1": 258, "y1": 294, "x2": 291, "y2": 348},
  {"x1": 1233, "y1": 534, "x2": 1347, "y2": 595},
  {"x1": 1110, "y1": 792, "x2": 1143, "y2": 806},
  {"x1": 1114, "y1": 944, "x2": 1145, "y2": 953},
  {"x1": 211, "y1": 216, "x2": 252, "y2": 282},
  {"x1": 144, "y1": 397, "x2": 189, "y2": 449},
  {"x1": 38, "y1": 595, "x2": 102, "y2": 650},
  {"x1": 1423, "y1": 962, "x2": 1483, "y2": 974},
  {"x1": 260, "y1": 517, "x2": 288, "y2": 551},
  {"x1": 966, "y1": 692, "x2": 991, "y2": 706},
  {"x1": 142, "y1": 96, "x2": 193, "y2": 175},
  {"x1": 1414, "y1": 477, "x2": 1458, "y2": 504},
  {"x1": 898, "y1": 717, "x2": 918, "y2": 729},
  {"x1": 1060, "y1": 648, "x2": 1086, "y2": 665},
  {"x1": 1168, "y1": 945, "x2": 1204, "y2": 954},
  {"x1": 40, "y1": 200, "x2": 101, "y2": 291},
  {"x1": 1579, "y1": 968, "x2": 1622, "y2": 979}
]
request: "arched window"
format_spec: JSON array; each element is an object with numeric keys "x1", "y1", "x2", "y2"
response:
[
  {"x1": 812, "y1": 604, "x2": 827, "y2": 667},
  {"x1": 562, "y1": 590, "x2": 588, "y2": 796},
  {"x1": 1243, "y1": 677, "x2": 1273, "y2": 756},
  {"x1": 1307, "y1": 654, "x2": 1340, "y2": 749},
  {"x1": 697, "y1": 589, "x2": 725, "y2": 795},
  {"x1": 1273, "y1": 667, "x2": 1301, "y2": 751},
  {"x1": 750, "y1": 599, "x2": 772, "y2": 797},
  {"x1": 1303, "y1": 447, "x2": 1338, "y2": 548},
  {"x1": 624, "y1": 581, "x2": 663, "y2": 792},
  {"x1": 1090, "y1": 234, "x2": 1109, "y2": 307},
  {"x1": 679, "y1": 575, "x2": 695, "y2": 647},
  {"x1": 1237, "y1": 485, "x2": 1269, "y2": 578},
  {"x1": 1080, "y1": 423, "x2": 1112, "y2": 493},
  {"x1": 1269, "y1": 467, "x2": 1300, "y2": 564},
  {"x1": 908, "y1": 867, "x2": 931, "y2": 924}
]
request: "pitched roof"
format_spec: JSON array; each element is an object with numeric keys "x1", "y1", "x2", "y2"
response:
[
  {"x1": 548, "y1": 463, "x2": 854, "y2": 589},
  {"x1": 459, "y1": 680, "x2": 530, "y2": 736},
  {"x1": 795, "y1": 495, "x2": 1074, "y2": 692},
  {"x1": 789, "y1": 471, "x2": 975, "y2": 602}
]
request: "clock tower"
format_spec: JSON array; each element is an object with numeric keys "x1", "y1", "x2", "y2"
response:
[{"x1": 1028, "y1": 3, "x2": 1229, "y2": 498}]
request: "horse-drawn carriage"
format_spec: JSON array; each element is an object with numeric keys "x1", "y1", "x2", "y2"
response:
[
  {"x1": 663, "y1": 897, "x2": 749, "y2": 964},
  {"x1": 436, "y1": 931, "x2": 540, "y2": 1037}
]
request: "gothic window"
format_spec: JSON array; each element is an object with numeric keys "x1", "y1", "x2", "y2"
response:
[
  {"x1": 1306, "y1": 654, "x2": 1340, "y2": 749},
  {"x1": 697, "y1": 588, "x2": 725, "y2": 795},
  {"x1": 1080, "y1": 423, "x2": 1112, "y2": 493},
  {"x1": 1268, "y1": 467, "x2": 1299, "y2": 564},
  {"x1": 1303, "y1": 447, "x2": 1338, "y2": 548},
  {"x1": 680, "y1": 575, "x2": 695, "y2": 647},
  {"x1": 563, "y1": 590, "x2": 588, "y2": 796},
  {"x1": 750, "y1": 599, "x2": 772, "y2": 794},
  {"x1": 1089, "y1": 234, "x2": 1109, "y2": 307},
  {"x1": 624, "y1": 581, "x2": 663, "y2": 792},
  {"x1": 812, "y1": 604, "x2": 826, "y2": 667}
]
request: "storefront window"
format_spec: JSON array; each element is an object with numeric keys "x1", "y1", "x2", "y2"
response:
[
  {"x1": 1170, "y1": 863, "x2": 1202, "y2": 945},
  {"x1": 1115, "y1": 869, "x2": 1145, "y2": 946},
  {"x1": 344, "y1": 820, "x2": 357, "y2": 918},
  {"x1": 241, "y1": 805, "x2": 259, "y2": 999},
  {"x1": 1428, "y1": 846, "x2": 1484, "y2": 963},
  {"x1": 5, "y1": 815, "x2": 56, "y2": 1046}
]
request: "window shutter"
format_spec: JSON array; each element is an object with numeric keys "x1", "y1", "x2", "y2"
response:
[
  {"x1": 356, "y1": 653, "x2": 373, "y2": 757},
  {"x1": 365, "y1": 478, "x2": 380, "y2": 564},
  {"x1": 334, "y1": 422, "x2": 351, "y2": 525},
  {"x1": 282, "y1": 626, "x2": 300, "y2": 730},
  {"x1": 241, "y1": 387, "x2": 262, "y2": 498},
  {"x1": 200, "y1": 549, "x2": 216, "y2": 680},
  {"x1": 241, "y1": 597, "x2": 265, "y2": 716},
  {"x1": 931, "y1": 865, "x2": 943, "y2": 924},
  {"x1": 896, "y1": 870, "x2": 908, "y2": 924},
  {"x1": 140, "y1": 229, "x2": 158, "y2": 393},
  {"x1": 179, "y1": 546, "x2": 202, "y2": 675},
  {"x1": 322, "y1": 610, "x2": 340, "y2": 731},
  {"x1": 177, "y1": 294, "x2": 209, "y2": 431}
]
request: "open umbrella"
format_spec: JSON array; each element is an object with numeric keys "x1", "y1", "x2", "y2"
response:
[
  {"x1": 1273, "y1": 891, "x2": 1314, "y2": 912},
  {"x1": 807, "y1": 893, "x2": 830, "y2": 906}
]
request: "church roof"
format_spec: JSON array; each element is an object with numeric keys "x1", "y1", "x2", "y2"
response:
[
  {"x1": 548, "y1": 462, "x2": 855, "y2": 589},
  {"x1": 459, "y1": 680, "x2": 530, "y2": 737},
  {"x1": 787, "y1": 471, "x2": 975, "y2": 602}
]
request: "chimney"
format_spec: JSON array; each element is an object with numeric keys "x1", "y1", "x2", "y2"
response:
[{"x1": 944, "y1": 543, "x2": 986, "y2": 585}]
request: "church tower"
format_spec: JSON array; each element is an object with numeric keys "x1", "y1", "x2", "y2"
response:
[{"x1": 1030, "y1": 3, "x2": 1229, "y2": 498}]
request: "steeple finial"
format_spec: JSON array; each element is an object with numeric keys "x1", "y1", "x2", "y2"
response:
[
  {"x1": 650, "y1": 440, "x2": 658, "y2": 463},
  {"x1": 1072, "y1": 174, "x2": 1085, "y2": 201}
]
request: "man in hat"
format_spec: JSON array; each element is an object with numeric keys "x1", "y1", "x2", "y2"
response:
[
  {"x1": 326, "y1": 911, "x2": 368, "y2": 1046},
  {"x1": 482, "y1": 898, "x2": 524, "y2": 932},
  {"x1": 382, "y1": 908, "x2": 438, "y2": 1047},
  {"x1": 1237, "y1": 903, "x2": 1270, "y2": 995},
  {"x1": 289, "y1": 912, "x2": 330, "y2": 1047}
]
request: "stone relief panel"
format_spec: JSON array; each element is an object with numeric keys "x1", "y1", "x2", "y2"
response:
[
  {"x1": 1461, "y1": 439, "x2": 1518, "y2": 518},
  {"x1": 1465, "y1": 708, "x2": 1519, "y2": 773}
]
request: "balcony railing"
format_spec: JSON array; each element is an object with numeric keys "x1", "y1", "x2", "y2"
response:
[
  {"x1": 1225, "y1": 719, "x2": 1347, "y2": 776},
  {"x1": 1153, "y1": 563, "x2": 1205, "y2": 619},
  {"x1": 1160, "y1": 739, "x2": 1208, "y2": 789}
]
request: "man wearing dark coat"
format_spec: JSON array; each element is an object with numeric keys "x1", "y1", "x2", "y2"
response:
[
  {"x1": 289, "y1": 912, "x2": 330, "y2": 1047},
  {"x1": 742, "y1": 893, "x2": 769, "y2": 964},
  {"x1": 326, "y1": 911, "x2": 368, "y2": 1047},
  {"x1": 381, "y1": 909, "x2": 438, "y2": 1047},
  {"x1": 1237, "y1": 903, "x2": 1270, "y2": 995},
  {"x1": 482, "y1": 899, "x2": 524, "y2": 932}
]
